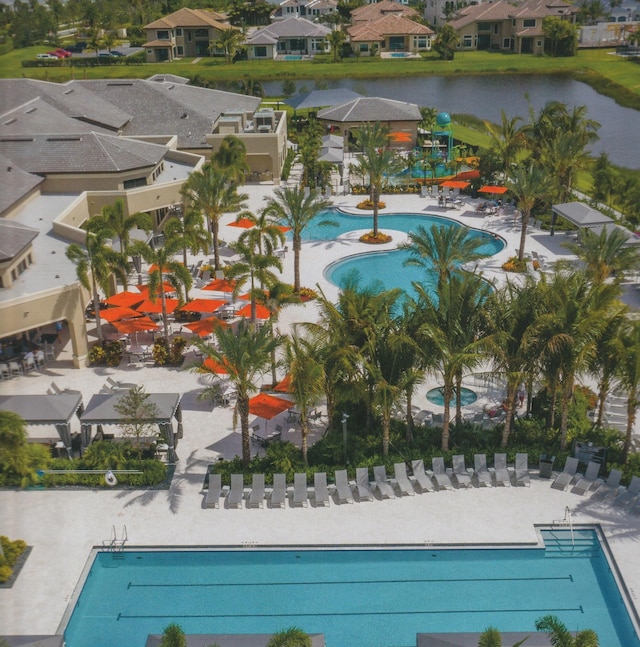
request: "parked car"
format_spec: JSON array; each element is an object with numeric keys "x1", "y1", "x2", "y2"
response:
[
  {"x1": 47, "y1": 51, "x2": 64, "y2": 58},
  {"x1": 65, "y1": 43, "x2": 87, "y2": 53},
  {"x1": 110, "y1": 50, "x2": 125, "y2": 57},
  {"x1": 54, "y1": 48, "x2": 72, "y2": 58},
  {"x1": 97, "y1": 52, "x2": 114, "y2": 58},
  {"x1": 37, "y1": 53, "x2": 58, "y2": 59}
]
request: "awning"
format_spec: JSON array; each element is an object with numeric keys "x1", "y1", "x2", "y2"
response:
[
  {"x1": 440, "y1": 180, "x2": 470, "y2": 189},
  {"x1": 100, "y1": 306, "x2": 142, "y2": 323},
  {"x1": 112, "y1": 317, "x2": 159, "y2": 334},
  {"x1": 478, "y1": 185, "x2": 508, "y2": 194},
  {"x1": 104, "y1": 291, "x2": 144, "y2": 307},
  {"x1": 178, "y1": 298, "x2": 226, "y2": 313},
  {"x1": 136, "y1": 298, "x2": 179, "y2": 314},
  {"x1": 248, "y1": 393, "x2": 293, "y2": 420}
]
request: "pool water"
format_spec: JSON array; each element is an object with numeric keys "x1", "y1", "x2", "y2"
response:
[
  {"x1": 283, "y1": 55, "x2": 302, "y2": 60},
  {"x1": 427, "y1": 386, "x2": 478, "y2": 406},
  {"x1": 64, "y1": 531, "x2": 639, "y2": 647}
]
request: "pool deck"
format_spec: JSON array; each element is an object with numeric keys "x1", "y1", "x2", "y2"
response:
[{"x1": 1, "y1": 186, "x2": 640, "y2": 639}]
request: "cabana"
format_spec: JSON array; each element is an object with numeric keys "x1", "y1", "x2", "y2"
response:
[
  {"x1": 587, "y1": 222, "x2": 640, "y2": 246},
  {"x1": 0, "y1": 394, "x2": 83, "y2": 456},
  {"x1": 550, "y1": 202, "x2": 612, "y2": 236},
  {"x1": 79, "y1": 392, "x2": 182, "y2": 462}
]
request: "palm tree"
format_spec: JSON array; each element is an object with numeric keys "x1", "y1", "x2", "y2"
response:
[
  {"x1": 195, "y1": 320, "x2": 280, "y2": 468},
  {"x1": 236, "y1": 209, "x2": 286, "y2": 259},
  {"x1": 540, "y1": 130, "x2": 591, "y2": 203},
  {"x1": 87, "y1": 29, "x2": 103, "y2": 60},
  {"x1": 180, "y1": 164, "x2": 248, "y2": 271},
  {"x1": 477, "y1": 626, "x2": 532, "y2": 647},
  {"x1": 353, "y1": 123, "x2": 403, "y2": 238},
  {"x1": 66, "y1": 222, "x2": 128, "y2": 344},
  {"x1": 214, "y1": 27, "x2": 244, "y2": 64},
  {"x1": 506, "y1": 162, "x2": 554, "y2": 262},
  {"x1": 262, "y1": 186, "x2": 332, "y2": 292},
  {"x1": 266, "y1": 627, "x2": 312, "y2": 647},
  {"x1": 211, "y1": 135, "x2": 249, "y2": 185},
  {"x1": 129, "y1": 238, "x2": 192, "y2": 345},
  {"x1": 327, "y1": 28, "x2": 346, "y2": 62},
  {"x1": 433, "y1": 24, "x2": 459, "y2": 60},
  {"x1": 419, "y1": 106, "x2": 438, "y2": 150},
  {"x1": 283, "y1": 330, "x2": 325, "y2": 465},
  {"x1": 535, "y1": 614, "x2": 599, "y2": 646},
  {"x1": 484, "y1": 110, "x2": 527, "y2": 175}
]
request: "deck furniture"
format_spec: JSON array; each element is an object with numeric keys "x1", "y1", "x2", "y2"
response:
[
  {"x1": 204, "y1": 473, "x2": 222, "y2": 509},
  {"x1": 551, "y1": 457, "x2": 579, "y2": 491},
  {"x1": 431, "y1": 457, "x2": 453, "y2": 490},
  {"x1": 355, "y1": 467, "x2": 375, "y2": 502},
  {"x1": 452, "y1": 455, "x2": 472, "y2": 488},
  {"x1": 474, "y1": 454, "x2": 492, "y2": 487},
  {"x1": 314, "y1": 472, "x2": 330, "y2": 507},
  {"x1": 335, "y1": 469, "x2": 354, "y2": 504},
  {"x1": 373, "y1": 465, "x2": 395, "y2": 499},
  {"x1": 494, "y1": 453, "x2": 511, "y2": 487},
  {"x1": 270, "y1": 473, "x2": 287, "y2": 508},
  {"x1": 393, "y1": 463, "x2": 415, "y2": 496},
  {"x1": 248, "y1": 473, "x2": 266, "y2": 508},
  {"x1": 571, "y1": 461, "x2": 600, "y2": 495},
  {"x1": 515, "y1": 453, "x2": 530, "y2": 487},
  {"x1": 227, "y1": 474, "x2": 245, "y2": 508},
  {"x1": 293, "y1": 473, "x2": 308, "y2": 507},
  {"x1": 411, "y1": 460, "x2": 434, "y2": 493}
]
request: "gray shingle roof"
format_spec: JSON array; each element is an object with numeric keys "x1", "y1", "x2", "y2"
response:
[
  {"x1": 0, "y1": 153, "x2": 44, "y2": 216},
  {"x1": 0, "y1": 132, "x2": 167, "y2": 174},
  {"x1": 317, "y1": 97, "x2": 421, "y2": 123},
  {"x1": 0, "y1": 218, "x2": 39, "y2": 262}
]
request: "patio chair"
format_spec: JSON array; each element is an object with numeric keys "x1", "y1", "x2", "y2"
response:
[
  {"x1": 0, "y1": 363, "x2": 10, "y2": 380},
  {"x1": 571, "y1": 461, "x2": 600, "y2": 496},
  {"x1": 494, "y1": 453, "x2": 511, "y2": 487},
  {"x1": 248, "y1": 473, "x2": 265, "y2": 508},
  {"x1": 411, "y1": 459, "x2": 435, "y2": 493},
  {"x1": 334, "y1": 469, "x2": 354, "y2": 504},
  {"x1": 373, "y1": 465, "x2": 395, "y2": 499},
  {"x1": 473, "y1": 454, "x2": 492, "y2": 487},
  {"x1": 613, "y1": 475, "x2": 640, "y2": 508},
  {"x1": 355, "y1": 467, "x2": 375, "y2": 502},
  {"x1": 551, "y1": 456, "x2": 579, "y2": 491},
  {"x1": 227, "y1": 473, "x2": 245, "y2": 509},
  {"x1": 515, "y1": 453, "x2": 530, "y2": 487},
  {"x1": 314, "y1": 472, "x2": 330, "y2": 507},
  {"x1": 293, "y1": 472, "x2": 308, "y2": 507},
  {"x1": 9, "y1": 360, "x2": 22, "y2": 377},
  {"x1": 431, "y1": 457, "x2": 453, "y2": 490},
  {"x1": 34, "y1": 349, "x2": 46, "y2": 368},
  {"x1": 269, "y1": 473, "x2": 287, "y2": 508},
  {"x1": 204, "y1": 473, "x2": 222, "y2": 509},
  {"x1": 591, "y1": 468, "x2": 623, "y2": 501},
  {"x1": 106, "y1": 376, "x2": 138, "y2": 390},
  {"x1": 452, "y1": 455, "x2": 472, "y2": 488},
  {"x1": 393, "y1": 463, "x2": 415, "y2": 496}
]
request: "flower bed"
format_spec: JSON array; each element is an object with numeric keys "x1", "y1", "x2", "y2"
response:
[
  {"x1": 360, "y1": 231, "x2": 392, "y2": 244},
  {"x1": 356, "y1": 199, "x2": 386, "y2": 210}
]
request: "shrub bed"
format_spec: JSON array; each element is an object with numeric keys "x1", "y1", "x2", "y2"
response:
[{"x1": 0, "y1": 536, "x2": 28, "y2": 586}]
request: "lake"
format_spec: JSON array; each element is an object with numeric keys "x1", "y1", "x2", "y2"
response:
[{"x1": 264, "y1": 74, "x2": 640, "y2": 169}]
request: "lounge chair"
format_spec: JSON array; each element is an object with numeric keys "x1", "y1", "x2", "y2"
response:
[
  {"x1": 204, "y1": 473, "x2": 222, "y2": 509},
  {"x1": 551, "y1": 456, "x2": 579, "y2": 491},
  {"x1": 355, "y1": 467, "x2": 375, "y2": 502},
  {"x1": 452, "y1": 455, "x2": 472, "y2": 488},
  {"x1": 106, "y1": 376, "x2": 137, "y2": 390},
  {"x1": 431, "y1": 457, "x2": 453, "y2": 490},
  {"x1": 411, "y1": 459, "x2": 434, "y2": 493},
  {"x1": 393, "y1": 463, "x2": 415, "y2": 496},
  {"x1": 630, "y1": 498, "x2": 640, "y2": 516},
  {"x1": 613, "y1": 475, "x2": 640, "y2": 508},
  {"x1": 373, "y1": 465, "x2": 395, "y2": 499},
  {"x1": 314, "y1": 472, "x2": 330, "y2": 507},
  {"x1": 335, "y1": 469, "x2": 354, "y2": 504},
  {"x1": 248, "y1": 473, "x2": 265, "y2": 508},
  {"x1": 270, "y1": 473, "x2": 287, "y2": 508},
  {"x1": 474, "y1": 454, "x2": 492, "y2": 487},
  {"x1": 515, "y1": 453, "x2": 530, "y2": 487},
  {"x1": 293, "y1": 472, "x2": 308, "y2": 507},
  {"x1": 591, "y1": 468, "x2": 623, "y2": 501},
  {"x1": 571, "y1": 461, "x2": 600, "y2": 496},
  {"x1": 227, "y1": 473, "x2": 245, "y2": 508},
  {"x1": 494, "y1": 453, "x2": 511, "y2": 487}
]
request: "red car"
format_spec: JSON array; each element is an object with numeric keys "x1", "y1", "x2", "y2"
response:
[{"x1": 53, "y1": 48, "x2": 72, "y2": 58}]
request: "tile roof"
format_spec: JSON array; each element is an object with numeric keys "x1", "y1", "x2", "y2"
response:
[
  {"x1": 348, "y1": 14, "x2": 433, "y2": 40},
  {"x1": 246, "y1": 17, "x2": 332, "y2": 43},
  {"x1": 145, "y1": 7, "x2": 228, "y2": 29},
  {"x1": 0, "y1": 218, "x2": 39, "y2": 262},
  {"x1": 0, "y1": 154, "x2": 44, "y2": 217},
  {"x1": 317, "y1": 97, "x2": 421, "y2": 122},
  {"x1": 450, "y1": 0, "x2": 575, "y2": 28},
  {"x1": 0, "y1": 132, "x2": 167, "y2": 174},
  {"x1": 351, "y1": 0, "x2": 419, "y2": 23}
]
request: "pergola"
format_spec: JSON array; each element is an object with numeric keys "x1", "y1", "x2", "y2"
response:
[
  {"x1": 550, "y1": 202, "x2": 612, "y2": 236},
  {"x1": 0, "y1": 394, "x2": 83, "y2": 456},
  {"x1": 587, "y1": 222, "x2": 640, "y2": 246},
  {"x1": 79, "y1": 392, "x2": 182, "y2": 462}
]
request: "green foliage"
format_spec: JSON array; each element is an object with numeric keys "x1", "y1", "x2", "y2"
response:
[
  {"x1": 114, "y1": 386, "x2": 160, "y2": 458},
  {"x1": 543, "y1": 17, "x2": 578, "y2": 56},
  {"x1": 153, "y1": 336, "x2": 187, "y2": 366},
  {"x1": 0, "y1": 412, "x2": 50, "y2": 487},
  {"x1": 160, "y1": 623, "x2": 187, "y2": 647},
  {"x1": 0, "y1": 536, "x2": 27, "y2": 583},
  {"x1": 281, "y1": 148, "x2": 298, "y2": 181},
  {"x1": 610, "y1": 453, "x2": 640, "y2": 486},
  {"x1": 266, "y1": 627, "x2": 312, "y2": 647},
  {"x1": 88, "y1": 341, "x2": 123, "y2": 367}
]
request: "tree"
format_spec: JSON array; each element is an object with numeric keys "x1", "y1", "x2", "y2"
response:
[
  {"x1": 484, "y1": 110, "x2": 527, "y2": 175},
  {"x1": 236, "y1": 208, "x2": 286, "y2": 261},
  {"x1": 180, "y1": 164, "x2": 248, "y2": 271},
  {"x1": 540, "y1": 131, "x2": 591, "y2": 203},
  {"x1": 282, "y1": 79, "x2": 296, "y2": 97},
  {"x1": 266, "y1": 627, "x2": 312, "y2": 647},
  {"x1": 592, "y1": 152, "x2": 615, "y2": 206},
  {"x1": 535, "y1": 614, "x2": 599, "y2": 646},
  {"x1": 506, "y1": 162, "x2": 554, "y2": 261},
  {"x1": 543, "y1": 16, "x2": 578, "y2": 56},
  {"x1": 229, "y1": 77, "x2": 264, "y2": 97},
  {"x1": 114, "y1": 386, "x2": 159, "y2": 459},
  {"x1": 159, "y1": 623, "x2": 187, "y2": 647},
  {"x1": 0, "y1": 411, "x2": 49, "y2": 488},
  {"x1": 327, "y1": 28, "x2": 346, "y2": 62},
  {"x1": 211, "y1": 135, "x2": 249, "y2": 185},
  {"x1": 195, "y1": 320, "x2": 280, "y2": 468},
  {"x1": 214, "y1": 26, "x2": 244, "y2": 64},
  {"x1": 87, "y1": 29, "x2": 103, "y2": 59},
  {"x1": 433, "y1": 24, "x2": 459, "y2": 60},
  {"x1": 262, "y1": 186, "x2": 333, "y2": 292},
  {"x1": 477, "y1": 626, "x2": 532, "y2": 647}
]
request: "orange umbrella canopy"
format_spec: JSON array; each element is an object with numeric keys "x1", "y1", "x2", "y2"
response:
[
  {"x1": 248, "y1": 393, "x2": 293, "y2": 420},
  {"x1": 440, "y1": 180, "x2": 470, "y2": 189},
  {"x1": 104, "y1": 291, "x2": 144, "y2": 307},
  {"x1": 136, "y1": 298, "x2": 179, "y2": 314},
  {"x1": 236, "y1": 303, "x2": 271, "y2": 320},
  {"x1": 137, "y1": 282, "x2": 176, "y2": 296},
  {"x1": 389, "y1": 131, "x2": 412, "y2": 142},
  {"x1": 273, "y1": 374, "x2": 292, "y2": 393},
  {"x1": 228, "y1": 218, "x2": 254, "y2": 229},
  {"x1": 100, "y1": 306, "x2": 142, "y2": 322},
  {"x1": 276, "y1": 225, "x2": 291, "y2": 233},
  {"x1": 179, "y1": 298, "x2": 226, "y2": 313},
  {"x1": 203, "y1": 279, "x2": 237, "y2": 293},
  {"x1": 202, "y1": 357, "x2": 231, "y2": 374},
  {"x1": 184, "y1": 317, "x2": 229, "y2": 337},
  {"x1": 112, "y1": 316, "x2": 159, "y2": 334},
  {"x1": 478, "y1": 185, "x2": 508, "y2": 194}
]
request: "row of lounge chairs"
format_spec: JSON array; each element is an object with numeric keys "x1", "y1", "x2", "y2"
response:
[
  {"x1": 203, "y1": 453, "x2": 532, "y2": 509},
  {"x1": 551, "y1": 457, "x2": 640, "y2": 513}
]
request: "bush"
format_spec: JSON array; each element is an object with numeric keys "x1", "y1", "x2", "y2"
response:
[
  {"x1": 88, "y1": 341, "x2": 123, "y2": 367},
  {"x1": 0, "y1": 536, "x2": 28, "y2": 583}
]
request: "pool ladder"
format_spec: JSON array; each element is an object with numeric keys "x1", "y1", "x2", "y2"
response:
[
  {"x1": 103, "y1": 525, "x2": 128, "y2": 555},
  {"x1": 553, "y1": 507, "x2": 575, "y2": 546}
]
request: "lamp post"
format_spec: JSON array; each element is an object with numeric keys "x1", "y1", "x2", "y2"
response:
[{"x1": 341, "y1": 413, "x2": 350, "y2": 465}]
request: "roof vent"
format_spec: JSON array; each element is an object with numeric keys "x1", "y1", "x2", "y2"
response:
[
  {"x1": 181, "y1": 112, "x2": 188, "y2": 119},
  {"x1": 3, "y1": 118, "x2": 17, "y2": 125},
  {"x1": 25, "y1": 107, "x2": 37, "y2": 114},
  {"x1": 63, "y1": 89, "x2": 74, "y2": 95},
  {"x1": 168, "y1": 85, "x2": 175, "y2": 90}
]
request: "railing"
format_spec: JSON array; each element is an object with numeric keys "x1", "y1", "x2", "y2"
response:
[
  {"x1": 553, "y1": 506, "x2": 575, "y2": 547},
  {"x1": 102, "y1": 525, "x2": 128, "y2": 553}
]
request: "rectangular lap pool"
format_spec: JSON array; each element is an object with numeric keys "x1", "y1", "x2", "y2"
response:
[{"x1": 63, "y1": 529, "x2": 639, "y2": 647}]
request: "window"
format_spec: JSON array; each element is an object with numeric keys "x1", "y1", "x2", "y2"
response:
[
  {"x1": 493, "y1": 24, "x2": 499, "y2": 34},
  {"x1": 523, "y1": 18, "x2": 536, "y2": 27},
  {"x1": 414, "y1": 35, "x2": 428, "y2": 48},
  {"x1": 462, "y1": 34, "x2": 473, "y2": 47},
  {"x1": 537, "y1": 39, "x2": 542, "y2": 47},
  {"x1": 478, "y1": 22, "x2": 491, "y2": 31},
  {"x1": 194, "y1": 29, "x2": 208, "y2": 38},
  {"x1": 157, "y1": 30, "x2": 169, "y2": 40},
  {"x1": 187, "y1": 31, "x2": 192, "y2": 41},
  {"x1": 123, "y1": 177, "x2": 147, "y2": 189},
  {"x1": 254, "y1": 46, "x2": 267, "y2": 57},
  {"x1": 359, "y1": 43, "x2": 369, "y2": 52},
  {"x1": 503, "y1": 38, "x2": 510, "y2": 48},
  {"x1": 176, "y1": 28, "x2": 182, "y2": 36},
  {"x1": 177, "y1": 46, "x2": 183, "y2": 56}
]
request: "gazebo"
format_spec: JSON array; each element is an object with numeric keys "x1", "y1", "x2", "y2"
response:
[
  {"x1": 0, "y1": 394, "x2": 83, "y2": 456},
  {"x1": 550, "y1": 202, "x2": 613, "y2": 236},
  {"x1": 79, "y1": 392, "x2": 182, "y2": 462}
]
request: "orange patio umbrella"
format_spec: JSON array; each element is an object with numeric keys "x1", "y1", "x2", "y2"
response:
[
  {"x1": 276, "y1": 225, "x2": 291, "y2": 233},
  {"x1": 100, "y1": 306, "x2": 142, "y2": 323},
  {"x1": 149, "y1": 262, "x2": 184, "y2": 273},
  {"x1": 203, "y1": 278, "x2": 237, "y2": 293},
  {"x1": 440, "y1": 180, "x2": 470, "y2": 190},
  {"x1": 136, "y1": 298, "x2": 179, "y2": 314},
  {"x1": 104, "y1": 291, "x2": 144, "y2": 307},
  {"x1": 137, "y1": 282, "x2": 176, "y2": 296},
  {"x1": 112, "y1": 316, "x2": 159, "y2": 334},
  {"x1": 183, "y1": 317, "x2": 229, "y2": 338},
  {"x1": 478, "y1": 185, "x2": 508, "y2": 195},
  {"x1": 202, "y1": 357, "x2": 231, "y2": 375},
  {"x1": 389, "y1": 131, "x2": 412, "y2": 142},
  {"x1": 236, "y1": 303, "x2": 271, "y2": 320},
  {"x1": 178, "y1": 298, "x2": 226, "y2": 313},
  {"x1": 248, "y1": 393, "x2": 293, "y2": 420},
  {"x1": 228, "y1": 218, "x2": 254, "y2": 229},
  {"x1": 273, "y1": 374, "x2": 292, "y2": 393}
]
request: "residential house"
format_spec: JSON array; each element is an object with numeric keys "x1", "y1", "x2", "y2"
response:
[
  {"x1": 350, "y1": 0, "x2": 420, "y2": 25},
  {"x1": 348, "y1": 14, "x2": 434, "y2": 55},
  {"x1": 245, "y1": 17, "x2": 332, "y2": 58},
  {"x1": 272, "y1": 0, "x2": 338, "y2": 22},
  {"x1": 143, "y1": 7, "x2": 235, "y2": 62},
  {"x1": 449, "y1": 0, "x2": 577, "y2": 54}
]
